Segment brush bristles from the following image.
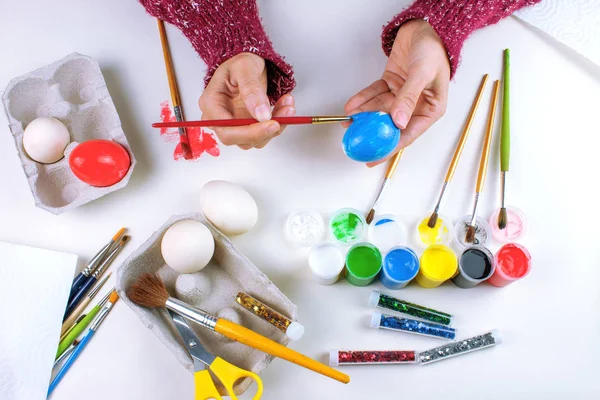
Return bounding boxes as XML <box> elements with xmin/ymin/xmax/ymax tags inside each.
<box><xmin>465</xmin><ymin>225</ymin><xmax>476</xmax><ymax>244</ymax></box>
<box><xmin>181</xmin><ymin>142</ymin><xmax>192</xmax><ymax>160</ymax></box>
<box><xmin>112</xmin><ymin>227</ymin><xmax>126</xmax><ymax>241</ymax></box>
<box><xmin>109</xmin><ymin>291</ymin><xmax>119</xmax><ymax>303</ymax></box>
<box><xmin>498</xmin><ymin>208</ymin><xmax>507</xmax><ymax>230</ymax></box>
<box><xmin>121</xmin><ymin>235</ymin><xmax>130</xmax><ymax>245</ymax></box>
<box><xmin>427</xmin><ymin>212</ymin><xmax>438</xmax><ymax>229</ymax></box>
<box><xmin>366</xmin><ymin>209</ymin><xmax>375</xmax><ymax>225</ymax></box>
<box><xmin>127</xmin><ymin>273</ymin><xmax>170</xmax><ymax>308</ymax></box>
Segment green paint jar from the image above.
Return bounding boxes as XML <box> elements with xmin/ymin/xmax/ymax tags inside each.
<box><xmin>329</xmin><ymin>208</ymin><xmax>366</xmax><ymax>245</ymax></box>
<box><xmin>345</xmin><ymin>242</ymin><xmax>382</xmax><ymax>286</ymax></box>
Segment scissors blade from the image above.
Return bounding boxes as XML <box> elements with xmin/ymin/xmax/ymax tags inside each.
<box><xmin>169</xmin><ymin>311</ymin><xmax>217</xmax><ymax>368</ymax></box>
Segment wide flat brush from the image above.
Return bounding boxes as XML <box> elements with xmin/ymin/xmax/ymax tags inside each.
<box><xmin>498</xmin><ymin>49</ymin><xmax>511</xmax><ymax>230</ymax></box>
<box><xmin>127</xmin><ymin>273</ymin><xmax>350</xmax><ymax>384</ymax></box>
<box><xmin>427</xmin><ymin>75</ymin><xmax>489</xmax><ymax>229</ymax></box>
<box><xmin>366</xmin><ymin>149</ymin><xmax>404</xmax><ymax>224</ymax></box>
<box><xmin>68</xmin><ymin>227</ymin><xmax>124</xmax><ymax>302</ymax></box>
<box><xmin>466</xmin><ymin>80</ymin><xmax>500</xmax><ymax>243</ymax></box>
<box><xmin>152</xmin><ymin>115</ymin><xmax>352</xmax><ymax>129</ymax></box>
<box><xmin>157</xmin><ymin>18</ymin><xmax>192</xmax><ymax>160</ymax></box>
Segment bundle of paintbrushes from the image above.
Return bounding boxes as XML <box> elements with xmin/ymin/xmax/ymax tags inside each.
<box><xmin>63</xmin><ymin>228</ymin><xmax>129</xmax><ymax>322</ymax></box>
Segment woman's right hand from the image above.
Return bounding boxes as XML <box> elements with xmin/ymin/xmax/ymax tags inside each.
<box><xmin>199</xmin><ymin>52</ymin><xmax>296</xmax><ymax>149</ymax></box>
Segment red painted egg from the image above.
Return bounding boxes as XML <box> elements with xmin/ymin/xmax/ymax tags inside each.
<box><xmin>69</xmin><ymin>140</ymin><xmax>131</xmax><ymax>187</ymax></box>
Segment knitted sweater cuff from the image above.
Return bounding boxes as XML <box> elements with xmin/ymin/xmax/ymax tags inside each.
<box><xmin>381</xmin><ymin>0</ymin><xmax>541</xmax><ymax>78</ymax></box>
<box><xmin>139</xmin><ymin>0</ymin><xmax>295</xmax><ymax>104</ymax></box>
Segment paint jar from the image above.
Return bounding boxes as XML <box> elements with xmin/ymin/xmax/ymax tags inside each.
<box><xmin>329</xmin><ymin>208</ymin><xmax>366</xmax><ymax>245</ymax></box>
<box><xmin>345</xmin><ymin>242</ymin><xmax>382</xmax><ymax>286</ymax></box>
<box><xmin>329</xmin><ymin>349</ymin><xmax>417</xmax><ymax>366</ymax></box>
<box><xmin>415</xmin><ymin>213</ymin><xmax>453</xmax><ymax>248</ymax></box>
<box><xmin>371</xmin><ymin>312</ymin><xmax>456</xmax><ymax>340</ymax></box>
<box><xmin>419</xmin><ymin>330</ymin><xmax>501</xmax><ymax>365</ymax></box>
<box><xmin>369</xmin><ymin>290</ymin><xmax>453</xmax><ymax>326</ymax></box>
<box><xmin>488</xmin><ymin>243</ymin><xmax>531</xmax><ymax>287</ymax></box>
<box><xmin>308</xmin><ymin>242</ymin><xmax>345</xmax><ymax>285</ymax></box>
<box><xmin>285</xmin><ymin>209</ymin><xmax>324</xmax><ymax>247</ymax></box>
<box><xmin>368</xmin><ymin>214</ymin><xmax>407</xmax><ymax>253</ymax></box>
<box><xmin>451</xmin><ymin>245</ymin><xmax>495</xmax><ymax>288</ymax></box>
<box><xmin>488</xmin><ymin>206</ymin><xmax>527</xmax><ymax>243</ymax></box>
<box><xmin>453</xmin><ymin>215</ymin><xmax>491</xmax><ymax>250</ymax></box>
<box><xmin>416</xmin><ymin>245</ymin><xmax>458</xmax><ymax>288</ymax></box>
<box><xmin>380</xmin><ymin>246</ymin><xmax>419</xmax><ymax>289</ymax></box>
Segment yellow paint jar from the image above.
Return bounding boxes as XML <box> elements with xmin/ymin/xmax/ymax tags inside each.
<box><xmin>416</xmin><ymin>245</ymin><xmax>458</xmax><ymax>288</ymax></box>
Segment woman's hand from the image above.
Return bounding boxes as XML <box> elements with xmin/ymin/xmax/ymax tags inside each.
<box><xmin>199</xmin><ymin>52</ymin><xmax>296</xmax><ymax>149</ymax></box>
<box><xmin>345</xmin><ymin>19</ymin><xmax>450</xmax><ymax>166</ymax></box>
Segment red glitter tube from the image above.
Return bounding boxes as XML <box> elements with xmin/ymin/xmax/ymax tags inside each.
<box><xmin>329</xmin><ymin>350</ymin><xmax>417</xmax><ymax>366</ymax></box>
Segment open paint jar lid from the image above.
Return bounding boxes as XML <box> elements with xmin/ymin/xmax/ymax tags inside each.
<box><xmin>285</xmin><ymin>209</ymin><xmax>324</xmax><ymax>247</ymax></box>
<box><xmin>414</xmin><ymin>213</ymin><xmax>453</xmax><ymax>248</ymax></box>
<box><xmin>453</xmin><ymin>215</ymin><xmax>491</xmax><ymax>250</ymax></box>
<box><xmin>368</xmin><ymin>214</ymin><xmax>407</xmax><ymax>253</ymax></box>
<box><xmin>488</xmin><ymin>206</ymin><xmax>527</xmax><ymax>243</ymax></box>
<box><xmin>329</xmin><ymin>208</ymin><xmax>366</xmax><ymax>245</ymax></box>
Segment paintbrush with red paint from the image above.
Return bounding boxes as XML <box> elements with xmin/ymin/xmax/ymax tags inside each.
<box><xmin>157</xmin><ymin>19</ymin><xmax>192</xmax><ymax>160</ymax></box>
<box><xmin>152</xmin><ymin>116</ymin><xmax>352</xmax><ymax>129</ymax></box>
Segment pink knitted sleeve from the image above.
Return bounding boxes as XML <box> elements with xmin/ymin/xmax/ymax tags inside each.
<box><xmin>139</xmin><ymin>0</ymin><xmax>295</xmax><ymax>104</ymax></box>
<box><xmin>381</xmin><ymin>0</ymin><xmax>541</xmax><ymax>78</ymax></box>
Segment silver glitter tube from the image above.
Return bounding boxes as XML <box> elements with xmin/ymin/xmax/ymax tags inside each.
<box><xmin>418</xmin><ymin>330</ymin><xmax>502</xmax><ymax>365</ymax></box>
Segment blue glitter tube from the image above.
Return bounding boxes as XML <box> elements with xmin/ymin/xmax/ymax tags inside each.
<box><xmin>370</xmin><ymin>312</ymin><xmax>456</xmax><ymax>340</ymax></box>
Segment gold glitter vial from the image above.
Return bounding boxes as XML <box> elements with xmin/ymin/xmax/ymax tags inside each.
<box><xmin>235</xmin><ymin>292</ymin><xmax>305</xmax><ymax>341</ymax></box>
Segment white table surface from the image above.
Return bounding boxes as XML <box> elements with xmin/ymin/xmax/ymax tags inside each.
<box><xmin>2</xmin><ymin>1</ymin><xmax>600</xmax><ymax>399</ymax></box>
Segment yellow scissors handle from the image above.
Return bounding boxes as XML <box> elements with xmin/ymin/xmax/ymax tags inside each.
<box><xmin>210</xmin><ymin>357</ymin><xmax>263</xmax><ymax>400</ymax></box>
<box><xmin>194</xmin><ymin>369</ymin><xmax>222</xmax><ymax>400</ymax></box>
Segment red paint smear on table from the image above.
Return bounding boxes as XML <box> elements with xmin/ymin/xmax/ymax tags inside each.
<box><xmin>159</xmin><ymin>101</ymin><xmax>220</xmax><ymax>160</ymax></box>
<box><xmin>496</xmin><ymin>244</ymin><xmax>531</xmax><ymax>278</ymax></box>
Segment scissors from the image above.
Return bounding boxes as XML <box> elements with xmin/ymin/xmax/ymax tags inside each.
<box><xmin>169</xmin><ymin>311</ymin><xmax>263</xmax><ymax>400</ymax></box>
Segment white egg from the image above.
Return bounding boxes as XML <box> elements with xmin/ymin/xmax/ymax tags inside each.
<box><xmin>199</xmin><ymin>180</ymin><xmax>258</xmax><ymax>236</ymax></box>
<box><xmin>161</xmin><ymin>220</ymin><xmax>215</xmax><ymax>274</ymax></box>
<box><xmin>22</xmin><ymin>117</ymin><xmax>70</xmax><ymax>164</ymax></box>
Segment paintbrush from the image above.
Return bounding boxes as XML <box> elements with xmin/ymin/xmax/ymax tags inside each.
<box><xmin>366</xmin><ymin>149</ymin><xmax>404</xmax><ymax>224</ymax></box>
<box><xmin>466</xmin><ymin>80</ymin><xmax>501</xmax><ymax>243</ymax></box>
<box><xmin>68</xmin><ymin>228</ymin><xmax>124</xmax><ymax>302</ymax></box>
<box><xmin>54</xmin><ymin>339</ymin><xmax>79</xmax><ymax>368</ymax></box>
<box><xmin>498</xmin><ymin>49</ymin><xmax>511</xmax><ymax>230</ymax></box>
<box><xmin>427</xmin><ymin>75</ymin><xmax>489</xmax><ymax>229</ymax></box>
<box><xmin>127</xmin><ymin>273</ymin><xmax>350</xmax><ymax>384</ymax></box>
<box><xmin>57</xmin><ymin>290</ymin><xmax>113</xmax><ymax>359</ymax></box>
<box><xmin>61</xmin><ymin>273</ymin><xmax>111</xmax><ymax>336</ymax></box>
<box><xmin>63</xmin><ymin>236</ymin><xmax>129</xmax><ymax>320</ymax></box>
<box><xmin>49</xmin><ymin>292</ymin><xmax>120</xmax><ymax>395</ymax></box>
<box><xmin>157</xmin><ymin>18</ymin><xmax>192</xmax><ymax>160</ymax></box>
<box><xmin>152</xmin><ymin>115</ymin><xmax>352</xmax><ymax>129</ymax></box>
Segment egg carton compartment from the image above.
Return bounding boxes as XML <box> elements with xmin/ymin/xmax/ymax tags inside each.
<box><xmin>116</xmin><ymin>213</ymin><xmax>298</xmax><ymax>396</ymax></box>
<box><xmin>2</xmin><ymin>53</ymin><xmax>136</xmax><ymax>215</ymax></box>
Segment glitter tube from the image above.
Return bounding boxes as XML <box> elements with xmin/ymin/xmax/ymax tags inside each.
<box><xmin>369</xmin><ymin>290</ymin><xmax>453</xmax><ymax>326</ymax></box>
<box><xmin>235</xmin><ymin>292</ymin><xmax>305</xmax><ymax>341</ymax></box>
<box><xmin>419</xmin><ymin>330</ymin><xmax>502</xmax><ymax>365</ymax></box>
<box><xmin>329</xmin><ymin>350</ymin><xmax>417</xmax><ymax>366</ymax></box>
<box><xmin>371</xmin><ymin>312</ymin><xmax>456</xmax><ymax>340</ymax></box>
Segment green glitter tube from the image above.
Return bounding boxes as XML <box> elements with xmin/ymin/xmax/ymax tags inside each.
<box><xmin>369</xmin><ymin>290</ymin><xmax>453</xmax><ymax>326</ymax></box>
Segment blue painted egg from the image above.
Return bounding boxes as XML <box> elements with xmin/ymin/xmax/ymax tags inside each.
<box><xmin>342</xmin><ymin>111</ymin><xmax>401</xmax><ymax>162</ymax></box>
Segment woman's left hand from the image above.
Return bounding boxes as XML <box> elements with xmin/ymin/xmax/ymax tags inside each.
<box><xmin>344</xmin><ymin>19</ymin><xmax>451</xmax><ymax>167</ymax></box>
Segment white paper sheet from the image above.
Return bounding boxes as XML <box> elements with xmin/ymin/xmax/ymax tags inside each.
<box><xmin>0</xmin><ymin>242</ymin><xmax>77</xmax><ymax>400</ymax></box>
<box><xmin>515</xmin><ymin>0</ymin><xmax>600</xmax><ymax>67</ymax></box>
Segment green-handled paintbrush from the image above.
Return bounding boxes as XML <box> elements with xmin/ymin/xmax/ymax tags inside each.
<box><xmin>498</xmin><ymin>49</ymin><xmax>510</xmax><ymax>230</ymax></box>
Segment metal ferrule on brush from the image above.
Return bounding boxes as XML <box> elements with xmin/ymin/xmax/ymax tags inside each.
<box><xmin>312</xmin><ymin>116</ymin><xmax>352</xmax><ymax>124</ymax></box>
<box><xmin>89</xmin><ymin>303</ymin><xmax>113</xmax><ymax>331</ymax></box>
<box><xmin>92</xmin><ymin>246</ymin><xmax>121</xmax><ymax>279</ymax></box>
<box><xmin>433</xmin><ymin>182</ymin><xmax>448</xmax><ymax>214</ymax></box>
<box><xmin>469</xmin><ymin>193</ymin><xmax>481</xmax><ymax>227</ymax></box>
<box><xmin>82</xmin><ymin>243</ymin><xmax>111</xmax><ymax>276</ymax></box>
<box><xmin>500</xmin><ymin>171</ymin><xmax>506</xmax><ymax>208</ymax></box>
<box><xmin>165</xmin><ymin>297</ymin><xmax>218</xmax><ymax>331</ymax></box>
<box><xmin>370</xmin><ymin>178</ymin><xmax>388</xmax><ymax>211</ymax></box>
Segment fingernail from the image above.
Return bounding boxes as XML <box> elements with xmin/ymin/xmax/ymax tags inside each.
<box><xmin>255</xmin><ymin>104</ymin><xmax>271</xmax><ymax>122</ymax></box>
<box><xmin>393</xmin><ymin>111</ymin><xmax>409</xmax><ymax>129</ymax></box>
<box><xmin>285</xmin><ymin>107</ymin><xmax>296</xmax><ymax>117</ymax></box>
<box><xmin>283</xmin><ymin>95</ymin><xmax>294</xmax><ymax>106</ymax></box>
<box><xmin>267</xmin><ymin>122</ymin><xmax>279</xmax><ymax>135</ymax></box>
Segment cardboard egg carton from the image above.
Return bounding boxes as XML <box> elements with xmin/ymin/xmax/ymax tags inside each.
<box><xmin>116</xmin><ymin>213</ymin><xmax>298</xmax><ymax>395</ymax></box>
<box><xmin>1</xmin><ymin>53</ymin><xmax>136</xmax><ymax>215</ymax></box>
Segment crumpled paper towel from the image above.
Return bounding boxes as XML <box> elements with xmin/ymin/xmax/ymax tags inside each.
<box><xmin>515</xmin><ymin>0</ymin><xmax>600</xmax><ymax>67</ymax></box>
<box><xmin>0</xmin><ymin>242</ymin><xmax>77</xmax><ymax>400</ymax></box>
